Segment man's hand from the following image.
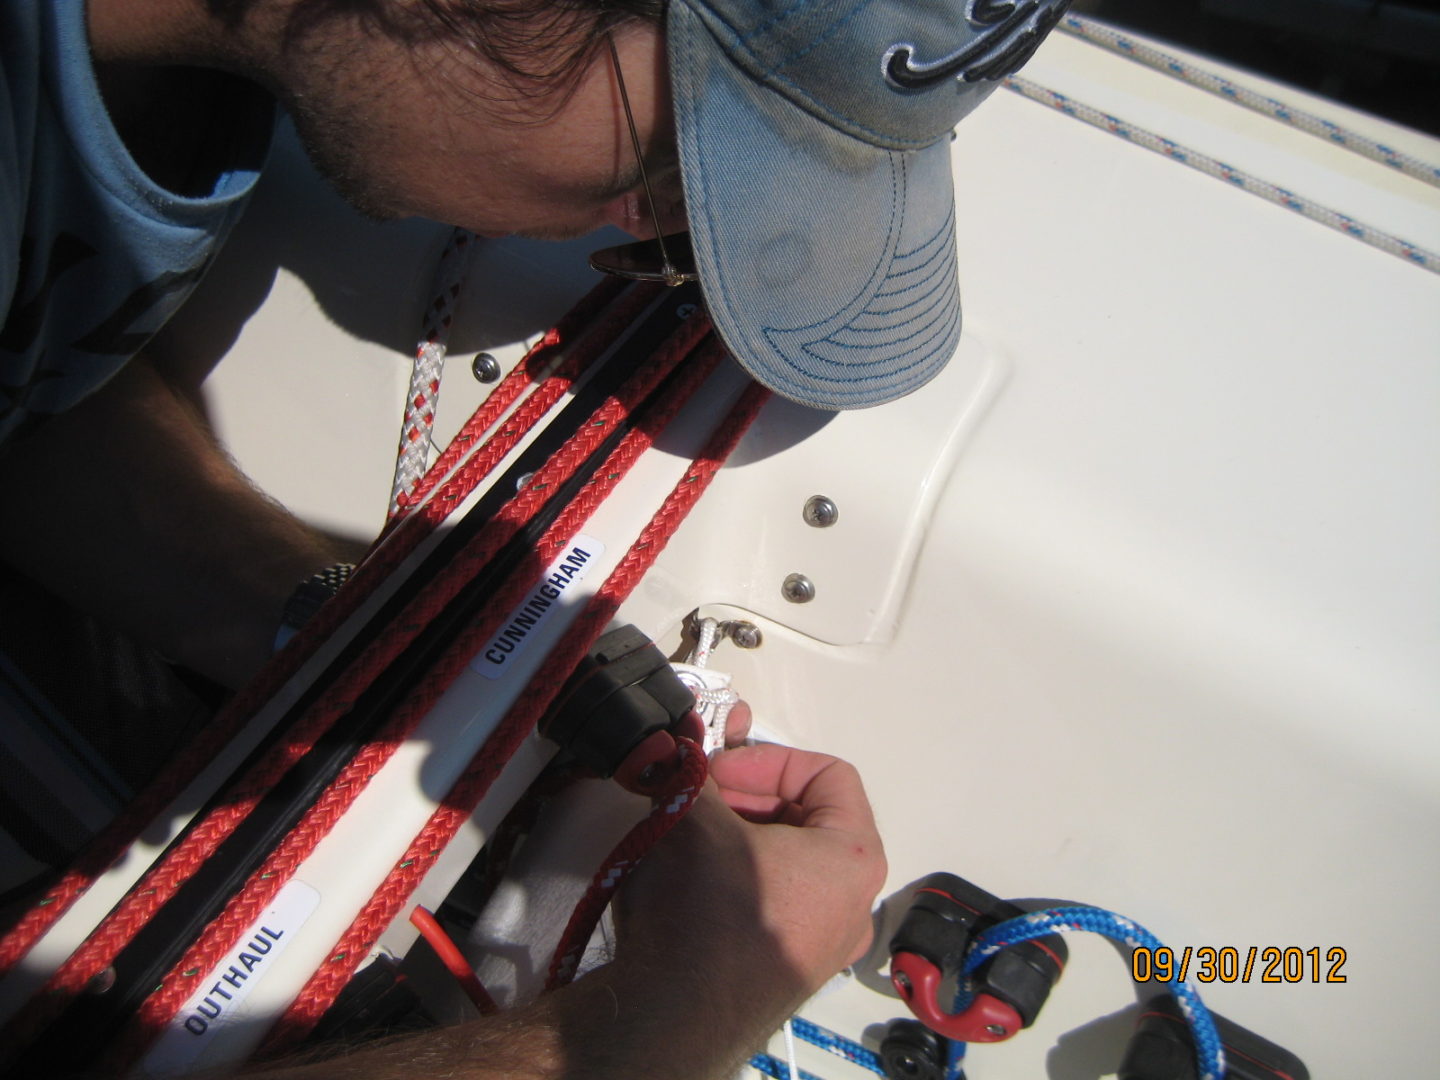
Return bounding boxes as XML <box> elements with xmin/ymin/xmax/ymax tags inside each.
<box><xmin>578</xmin><ymin>742</ymin><xmax>886</xmax><ymax>1078</ymax></box>
<box><xmin>619</xmin><ymin>743</ymin><xmax>885</xmax><ymax>987</ymax></box>
<box><xmin>248</xmin><ymin>745</ymin><xmax>884</xmax><ymax>1080</ymax></box>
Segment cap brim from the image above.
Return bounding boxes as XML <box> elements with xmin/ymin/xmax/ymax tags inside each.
<box><xmin>668</xmin><ymin>2</ymin><xmax>962</xmax><ymax>410</ymax></box>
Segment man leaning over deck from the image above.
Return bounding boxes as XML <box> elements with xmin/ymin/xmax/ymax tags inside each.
<box><xmin>1</xmin><ymin>0</ymin><xmax>1068</xmax><ymax>1073</ymax></box>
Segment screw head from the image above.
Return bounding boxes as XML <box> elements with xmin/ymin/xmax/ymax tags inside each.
<box><xmin>985</xmin><ymin>1024</ymin><xmax>1008</xmax><ymax>1036</ymax></box>
<box><xmin>675</xmin><ymin>302</ymin><xmax>698</xmax><ymax>320</ymax></box>
<box><xmin>781</xmin><ymin>573</ymin><xmax>815</xmax><ymax>604</ymax></box>
<box><xmin>471</xmin><ymin>352</ymin><xmax>502</xmax><ymax>383</ymax></box>
<box><xmin>802</xmin><ymin>495</ymin><xmax>839</xmax><ymax>528</ymax></box>
<box><xmin>728</xmin><ymin>621</ymin><xmax>763</xmax><ymax>649</ymax></box>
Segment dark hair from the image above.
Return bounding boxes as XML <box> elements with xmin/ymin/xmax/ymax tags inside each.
<box><xmin>276</xmin><ymin>0</ymin><xmax>666</xmax><ymax>101</ymax></box>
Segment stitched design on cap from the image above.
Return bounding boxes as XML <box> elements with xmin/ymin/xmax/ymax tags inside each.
<box><xmin>883</xmin><ymin>0</ymin><xmax>1071</xmax><ymax>90</ymax></box>
<box><xmin>762</xmin><ymin>172</ymin><xmax>960</xmax><ymax>399</ymax></box>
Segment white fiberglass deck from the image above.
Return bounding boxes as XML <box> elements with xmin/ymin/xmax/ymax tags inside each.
<box><xmin>145</xmin><ymin>23</ymin><xmax>1440</xmax><ymax>1079</ymax></box>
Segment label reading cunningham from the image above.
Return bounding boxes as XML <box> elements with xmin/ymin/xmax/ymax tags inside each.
<box><xmin>471</xmin><ymin>535</ymin><xmax>605</xmax><ymax>680</ymax></box>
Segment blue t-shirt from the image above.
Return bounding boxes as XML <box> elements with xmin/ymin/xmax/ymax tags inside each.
<box><xmin>0</xmin><ymin>0</ymin><xmax>273</xmax><ymax>444</ymax></box>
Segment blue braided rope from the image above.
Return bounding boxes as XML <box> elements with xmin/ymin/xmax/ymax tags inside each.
<box><xmin>757</xmin><ymin>1016</ymin><xmax>964</xmax><ymax>1080</ymax></box>
<box><xmin>748</xmin><ymin>1052</ymin><xmax>828</xmax><ymax>1080</ymax></box>
<box><xmin>946</xmin><ymin>1037</ymin><xmax>968</xmax><ymax>1078</ymax></box>
<box><xmin>789</xmin><ymin>1017</ymin><xmax>887</xmax><ymax>1075</ymax></box>
<box><xmin>958</xmin><ymin>906</ymin><xmax>1226</xmax><ymax>1080</ymax></box>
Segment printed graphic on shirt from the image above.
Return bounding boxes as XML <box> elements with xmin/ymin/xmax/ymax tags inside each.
<box><xmin>0</xmin><ymin>230</ymin><xmax>212</xmax><ymax>438</ymax></box>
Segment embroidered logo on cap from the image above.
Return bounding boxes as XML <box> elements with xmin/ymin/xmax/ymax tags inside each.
<box><xmin>883</xmin><ymin>0</ymin><xmax>1073</xmax><ymax>90</ymax></box>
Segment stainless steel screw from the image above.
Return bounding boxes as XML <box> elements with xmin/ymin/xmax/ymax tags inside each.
<box><xmin>728</xmin><ymin>621</ymin><xmax>763</xmax><ymax>649</ymax></box>
<box><xmin>676</xmin><ymin>303</ymin><xmax>698</xmax><ymax>320</ymax></box>
<box><xmin>471</xmin><ymin>352</ymin><xmax>502</xmax><ymax>383</ymax></box>
<box><xmin>802</xmin><ymin>495</ymin><xmax>839</xmax><ymax>528</ymax></box>
<box><xmin>781</xmin><ymin>573</ymin><xmax>815</xmax><ymax>604</ymax></box>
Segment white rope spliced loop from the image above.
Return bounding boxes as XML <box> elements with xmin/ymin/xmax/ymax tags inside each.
<box><xmin>680</xmin><ymin>617</ymin><xmax>740</xmax><ymax>754</ymax></box>
<box><xmin>1058</xmin><ymin>14</ymin><xmax>1440</xmax><ymax>188</ymax></box>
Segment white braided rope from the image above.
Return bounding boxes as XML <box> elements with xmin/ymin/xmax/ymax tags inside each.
<box><xmin>1059</xmin><ymin>14</ymin><xmax>1440</xmax><ymax>188</ymax></box>
<box><xmin>691</xmin><ymin>616</ymin><xmax>721</xmax><ymax>669</ymax></box>
<box><xmin>1002</xmin><ymin>75</ymin><xmax>1440</xmax><ymax>275</ymax></box>
<box><xmin>782</xmin><ymin>1019</ymin><xmax>800</xmax><ymax>1080</ymax></box>
<box><xmin>386</xmin><ymin>227</ymin><xmax>476</xmax><ymax>520</ymax></box>
<box><xmin>682</xmin><ymin>618</ymin><xmax>739</xmax><ymax>754</ymax></box>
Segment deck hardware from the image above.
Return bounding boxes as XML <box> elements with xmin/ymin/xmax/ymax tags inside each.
<box><xmin>471</xmin><ymin>352</ymin><xmax>501</xmax><ymax>383</ymax></box>
<box><xmin>802</xmin><ymin>495</ymin><xmax>839</xmax><ymax>528</ymax></box>
<box><xmin>781</xmin><ymin>573</ymin><xmax>815</xmax><ymax>604</ymax></box>
<box><xmin>889</xmin><ymin>872</ymin><xmax>1067</xmax><ymax>1044</ymax></box>
<box><xmin>85</xmin><ymin>967</ymin><xmax>117</xmax><ymax>995</ymax></box>
<box><xmin>676</xmin><ymin>302</ymin><xmax>698</xmax><ymax>319</ymax></box>
<box><xmin>539</xmin><ymin>624</ymin><xmax>696</xmax><ymax>788</ymax></box>
<box><xmin>878</xmin><ymin>1018</ymin><xmax>948</xmax><ymax>1080</ymax></box>
<box><xmin>727</xmin><ymin>621</ymin><xmax>763</xmax><ymax>649</ymax></box>
<box><xmin>1119</xmin><ymin>993</ymin><xmax>1311</xmax><ymax>1080</ymax></box>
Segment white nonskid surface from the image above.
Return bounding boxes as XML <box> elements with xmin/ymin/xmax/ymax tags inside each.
<box><xmin>165</xmin><ymin>27</ymin><xmax>1440</xmax><ymax>1080</ymax></box>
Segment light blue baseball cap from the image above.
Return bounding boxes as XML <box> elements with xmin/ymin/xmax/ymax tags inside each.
<box><xmin>667</xmin><ymin>0</ymin><xmax>1071</xmax><ymax>409</ymax></box>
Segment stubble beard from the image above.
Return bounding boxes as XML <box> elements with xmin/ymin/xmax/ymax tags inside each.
<box><xmin>284</xmin><ymin>94</ymin><xmax>409</xmax><ymax>223</ymax></box>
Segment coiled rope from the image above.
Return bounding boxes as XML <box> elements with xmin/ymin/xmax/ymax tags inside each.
<box><xmin>1058</xmin><ymin>14</ymin><xmax>1440</xmax><ymax>187</ymax></box>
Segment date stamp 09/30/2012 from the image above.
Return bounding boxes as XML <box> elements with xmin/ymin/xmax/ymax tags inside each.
<box><xmin>1131</xmin><ymin>946</ymin><xmax>1347</xmax><ymax>984</ymax></box>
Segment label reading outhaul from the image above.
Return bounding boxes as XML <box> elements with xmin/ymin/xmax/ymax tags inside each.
<box><xmin>145</xmin><ymin>880</ymin><xmax>321</xmax><ymax>1075</ymax></box>
<box><xmin>471</xmin><ymin>535</ymin><xmax>606</xmax><ymax>680</ymax></box>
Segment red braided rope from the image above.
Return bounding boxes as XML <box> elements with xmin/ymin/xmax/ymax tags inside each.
<box><xmin>0</xmin><ymin>279</ymin><xmax>637</xmax><ymax>982</ymax></box>
<box><xmin>298</xmin><ymin>279</ymin><xmax>664</xmax><ymax>657</ymax></box>
<box><xmin>0</xmin><ymin>311</ymin><xmax>710</xmax><ymax>1060</ymax></box>
<box><xmin>101</xmin><ymin>335</ymin><xmax>736</xmax><ymax>1074</ymax></box>
<box><xmin>386</xmin><ymin>275</ymin><xmax>636</xmax><ymax>529</ymax></box>
<box><xmin>252</xmin><ymin>373</ymin><xmax>770</xmax><ymax>1061</ymax></box>
<box><xmin>546</xmin><ymin>739</ymin><xmax>708</xmax><ymax>989</ymax></box>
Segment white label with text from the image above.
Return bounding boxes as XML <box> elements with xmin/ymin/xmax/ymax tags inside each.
<box><xmin>143</xmin><ymin>880</ymin><xmax>321</xmax><ymax>1076</ymax></box>
<box><xmin>470</xmin><ymin>535</ymin><xmax>606</xmax><ymax>680</ymax></box>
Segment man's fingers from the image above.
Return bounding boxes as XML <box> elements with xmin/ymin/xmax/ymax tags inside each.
<box><xmin>709</xmin><ymin>742</ymin><xmax>839</xmax><ymax>800</ymax></box>
<box><xmin>724</xmin><ymin>700</ymin><xmax>753</xmax><ymax>745</ymax></box>
<box><xmin>719</xmin><ymin>789</ymin><xmax>809</xmax><ymax>826</ymax></box>
<box><xmin>710</xmin><ymin>743</ymin><xmax>877</xmax><ymax>835</ymax></box>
